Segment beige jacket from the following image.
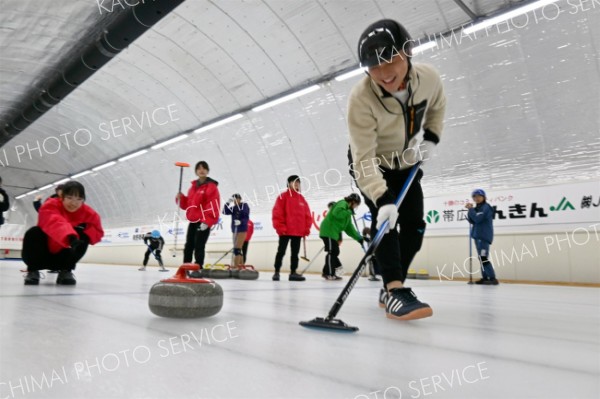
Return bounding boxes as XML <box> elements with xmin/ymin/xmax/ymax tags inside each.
<box><xmin>347</xmin><ymin>63</ymin><xmax>446</xmax><ymax>204</ymax></box>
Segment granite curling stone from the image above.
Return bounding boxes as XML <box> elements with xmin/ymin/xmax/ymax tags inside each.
<box><xmin>149</xmin><ymin>263</ymin><xmax>223</xmax><ymax>318</ymax></box>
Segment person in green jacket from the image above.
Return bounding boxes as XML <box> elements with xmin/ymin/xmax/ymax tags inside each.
<box><xmin>319</xmin><ymin>193</ymin><xmax>364</xmax><ymax>280</ymax></box>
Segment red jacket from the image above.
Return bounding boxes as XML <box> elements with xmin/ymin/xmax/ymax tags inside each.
<box><xmin>245</xmin><ymin>220</ymin><xmax>254</xmax><ymax>242</ymax></box>
<box><xmin>272</xmin><ymin>189</ymin><xmax>312</xmax><ymax>237</ymax></box>
<box><xmin>38</xmin><ymin>198</ymin><xmax>104</xmax><ymax>254</ymax></box>
<box><xmin>177</xmin><ymin>178</ymin><xmax>221</xmax><ymax>226</ymax></box>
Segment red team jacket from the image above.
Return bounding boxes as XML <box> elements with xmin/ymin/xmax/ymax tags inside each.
<box><xmin>245</xmin><ymin>220</ymin><xmax>254</xmax><ymax>242</ymax></box>
<box><xmin>272</xmin><ymin>189</ymin><xmax>312</xmax><ymax>237</ymax></box>
<box><xmin>178</xmin><ymin>178</ymin><xmax>221</xmax><ymax>226</ymax></box>
<box><xmin>38</xmin><ymin>198</ymin><xmax>104</xmax><ymax>254</ymax></box>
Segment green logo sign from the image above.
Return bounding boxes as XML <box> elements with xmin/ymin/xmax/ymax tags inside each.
<box><xmin>550</xmin><ymin>197</ymin><xmax>575</xmax><ymax>211</ymax></box>
<box><xmin>426</xmin><ymin>210</ymin><xmax>440</xmax><ymax>224</ymax></box>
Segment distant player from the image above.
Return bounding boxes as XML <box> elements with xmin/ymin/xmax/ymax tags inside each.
<box><xmin>271</xmin><ymin>175</ymin><xmax>312</xmax><ymax>281</ymax></box>
<box><xmin>176</xmin><ymin>161</ymin><xmax>221</xmax><ymax>277</ymax></box>
<box><xmin>466</xmin><ymin>189</ymin><xmax>499</xmax><ymax>285</ymax></box>
<box><xmin>140</xmin><ymin>230</ymin><xmax>165</xmax><ymax>271</ymax></box>
<box><xmin>319</xmin><ymin>194</ymin><xmax>364</xmax><ymax>280</ymax></box>
<box><xmin>0</xmin><ymin>176</ymin><xmax>9</xmax><ymax>228</ymax></box>
<box><xmin>223</xmin><ymin>194</ymin><xmax>250</xmax><ymax>267</ymax></box>
<box><xmin>242</xmin><ymin>219</ymin><xmax>254</xmax><ymax>264</ymax></box>
<box><xmin>33</xmin><ymin>185</ymin><xmax>64</xmax><ymax>213</ymax></box>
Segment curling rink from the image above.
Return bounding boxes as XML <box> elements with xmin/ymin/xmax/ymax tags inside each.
<box><xmin>1</xmin><ymin>262</ymin><xmax>598</xmax><ymax>399</ymax></box>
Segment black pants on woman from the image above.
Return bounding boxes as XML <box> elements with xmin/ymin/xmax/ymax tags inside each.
<box><xmin>273</xmin><ymin>236</ymin><xmax>301</xmax><ymax>273</ymax></box>
<box><xmin>183</xmin><ymin>222</ymin><xmax>211</xmax><ymax>266</ymax></box>
<box><xmin>22</xmin><ymin>226</ymin><xmax>89</xmax><ymax>271</ymax></box>
<box><xmin>363</xmin><ymin>168</ymin><xmax>426</xmax><ymax>285</ymax></box>
<box><xmin>321</xmin><ymin>237</ymin><xmax>341</xmax><ymax>276</ymax></box>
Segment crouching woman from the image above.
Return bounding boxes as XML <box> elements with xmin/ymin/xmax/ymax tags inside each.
<box><xmin>22</xmin><ymin>181</ymin><xmax>104</xmax><ymax>285</ymax></box>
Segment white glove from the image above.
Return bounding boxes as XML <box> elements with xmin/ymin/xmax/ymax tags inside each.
<box><xmin>233</xmin><ymin>220</ymin><xmax>241</xmax><ymax>226</ymax></box>
<box><xmin>376</xmin><ymin>204</ymin><xmax>398</xmax><ymax>234</ymax></box>
<box><xmin>198</xmin><ymin>223</ymin><xmax>209</xmax><ymax>231</ymax></box>
<box><xmin>402</xmin><ymin>140</ymin><xmax>436</xmax><ymax>165</ymax></box>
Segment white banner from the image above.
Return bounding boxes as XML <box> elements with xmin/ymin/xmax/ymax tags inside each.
<box><xmin>420</xmin><ymin>181</ymin><xmax>600</xmax><ymax>235</ymax></box>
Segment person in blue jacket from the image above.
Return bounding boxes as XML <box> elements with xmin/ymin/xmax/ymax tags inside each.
<box><xmin>466</xmin><ymin>189</ymin><xmax>499</xmax><ymax>285</ymax></box>
<box><xmin>223</xmin><ymin>194</ymin><xmax>250</xmax><ymax>267</ymax></box>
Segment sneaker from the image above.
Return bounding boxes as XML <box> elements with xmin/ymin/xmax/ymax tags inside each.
<box><xmin>322</xmin><ymin>274</ymin><xmax>342</xmax><ymax>281</ymax></box>
<box><xmin>56</xmin><ymin>270</ymin><xmax>76</xmax><ymax>285</ymax></box>
<box><xmin>138</xmin><ymin>266</ymin><xmax>147</xmax><ymax>271</ymax></box>
<box><xmin>385</xmin><ymin>287</ymin><xmax>432</xmax><ymax>320</ymax></box>
<box><xmin>482</xmin><ymin>279</ymin><xmax>499</xmax><ymax>285</ymax></box>
<box><xmin>378</xmin><ymin>288</ymin><xmax>388</xmax><ymax>308</ymax></box>
<box><xmin>272</xmin><ymin>272</ymin><xmax>280</xmax><ymax>281</ymax></box>
<box><xmin>474</xmin><ymin>278</ymin><xmax>485</xmax><ymax>285</ymax></box>
<box><xmin>289</xmin><ymin>273</ymin><xmax>306</xmax><ymax>281</ymax></box>
<box><xmin>24</xmin><ymin>271</ymin><xmax>40</xmax><ymax>285</ymax></box>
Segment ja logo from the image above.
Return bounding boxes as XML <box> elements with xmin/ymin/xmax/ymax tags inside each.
<box><xmin>550</xmin><ymin>197</ymin><xmax>575</xmax><ymax>211</ymax></box>
<box><xmin>426</xmin><ymin>210</ymin><xmax>440</xmax><ymax>224</ymax></box>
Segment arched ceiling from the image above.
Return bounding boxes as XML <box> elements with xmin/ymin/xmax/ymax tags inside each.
<box><xmin>1</xmin><ymin>0</ymin><xmax>598</xmax><ymax>228</ymax></box>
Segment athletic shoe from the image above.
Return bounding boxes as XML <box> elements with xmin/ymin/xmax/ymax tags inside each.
<box><xmin>189</xmin><ymin>270</ymin><xmax>203</xmax><ymax>278</ymax></box>
<box><xmin>322</xmin><ymin>274</ymin><xmax>342</xmax><ymax>281</ymax></box>
<box><xmin>288</xmin><ymin>273</ymin><xmax>305</xmax><ymax>281</ymax></box>
<box><xmin>385</xmin><ymin>287</ymin><xmax>432</xmax><ymax>320</ymax></box>
<box><xmin>272</xmin><ymin>272</ymin><xmax>280</xmax><ymax>281</ymax></box>
<box><xmin>24</xmin><ymin>271</ymin><xmax>40</xmax><ymax>285</ymax></box>
<box><xmin>138</xmin><ymin>266</ymin><xmax>146</xmax><ymax>271</ymax></box>
<box><xmin>482</xmin><ymin>279</ymin><xmax>499</xmax><ymax>285</ymax></box>
<box><xmin>378</xmin><ymin>288</ymin><xmax>388</xmax><ymax>308</ymax></box>
<box><xmin>474</xmin><ymin>278</ymin><xmax>485</xmax><ymax>285</ymax></box>
<box><xmin>56</xmin><ymin>270</ymin><xmax>76</xmax><ymax>285</ymax></box>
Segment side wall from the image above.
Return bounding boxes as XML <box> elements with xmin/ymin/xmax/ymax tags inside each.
<box><xmin>82</xmin><ymin>227</ymin><xmax>600</xmax><ymax>284</ymax></box>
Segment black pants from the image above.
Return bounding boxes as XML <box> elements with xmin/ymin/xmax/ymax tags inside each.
<box><xmin>273</xmin><ymin>236</ymin><xmax>301</xmax><ymax>273</ymax></box>
<box><xmin>183</xmin><ymin>223</ymin><xmax>211</xmax><ymax>266</ymax></box>
<box><xmin>143</xmin><ymin>247</ymin><xmax>162</xmax><ymax>266</ymax></box>
<box><xmin>242</xmin><ymin>241</ymin><xmax>249</xmax><ymax>264</ymax></box>
<box><xmin>321</xmin><ymin>237</ymin><xmax>341</xmax><ymax>276</ymax></box>
<box><xmin>22</xmin><ymin>226</ymin><xmax>89</xmax><ymax>271</ymax></box>
<box><xmin>363</xmin><ymin>168</ymin><xmax>426</xmax><ymax>285</ymax></box>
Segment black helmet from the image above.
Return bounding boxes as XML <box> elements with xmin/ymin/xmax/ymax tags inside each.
<box><xmin>346</xmin><ymin>193</ymin><xmax>362</xmax><ymax>205</ymax></box>
<box><xmin>358</xmin><ymin>19</ymin><xmax>413</xmax><ymax>68</ymax></box>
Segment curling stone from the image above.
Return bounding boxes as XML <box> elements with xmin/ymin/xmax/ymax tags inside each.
<box><xmin>149</xmin><ymin>263</ymin><xmax>223</xmax><ymax>318</ymax></box>
<box><xmin>207</xmin><ymin>264</ymin><xmax>231</xmax><ymax>279</ymax></box>
<box><xmin>231</xmin><ymin>265</ymin><xmax>259</xmax><ymax>280</ymax></box>
<box><xmin>416</xmin><ymin>269</ymin><xmax>430</xmax><ymax>280</ymax></box>
<box><xmin>407</xmin><ymin>269</ymin><xmax>417</xmax><ymax>279</ymax></box>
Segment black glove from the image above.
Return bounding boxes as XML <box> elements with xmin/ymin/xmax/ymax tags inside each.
<box><xmin>75</xmin><ymin>223</ymin><xmax>87</xmax><ymax>232</ymax></box>
<box><xmin>68</xmin><ymin>235</ymin><xmax>84</xmax><ymax>252</ymax></box>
